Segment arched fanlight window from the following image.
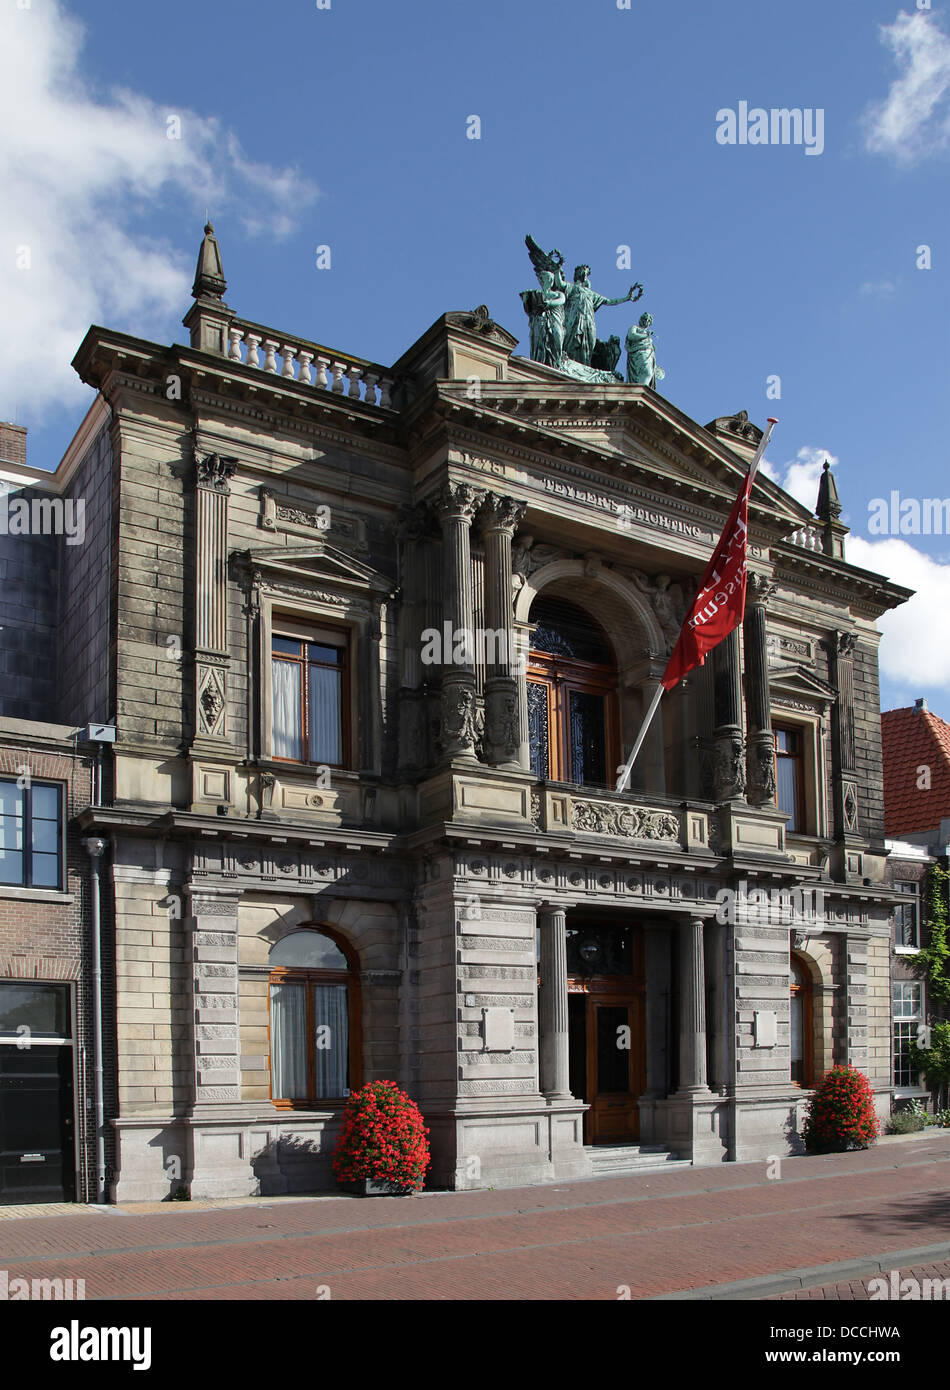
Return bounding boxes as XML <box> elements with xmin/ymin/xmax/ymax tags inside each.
<box><xmin>527</xmin><ymin>596</ymin><xmax>618</xmax><ymax>788</ymax></box>
<box><xmin>790</xmin><ymin>955</ymin><xmax>814</xmax><ymax>1088</ymax></box>
<box><xmin>268</xmin><ymin>928</ymin><xmax>360</xmax><ymax>1107</ymax></box>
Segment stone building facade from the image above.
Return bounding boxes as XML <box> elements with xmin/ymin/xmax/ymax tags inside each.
<box><xmin>5</xmin><ymin>227</ymin><xmax>913</xmax><ymax>1200</ymax></box>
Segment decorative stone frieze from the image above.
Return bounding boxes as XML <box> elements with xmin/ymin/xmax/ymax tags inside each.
<box><xmin>570</xmin><ymin>798</ymin><xmax>680</xmax><ymax>841</ymax></box>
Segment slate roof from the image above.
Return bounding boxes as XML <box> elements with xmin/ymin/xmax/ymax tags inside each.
<box><xmin>882</xmin><ymin>704</ymin><xmax>950</xmax><ymax>836</ymax></box>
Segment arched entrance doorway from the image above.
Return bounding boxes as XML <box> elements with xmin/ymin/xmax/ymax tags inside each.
<box><xmin>565</xmin><ymin>920</ymin><xmax>646</xmax><ymax>1144</ymax></box>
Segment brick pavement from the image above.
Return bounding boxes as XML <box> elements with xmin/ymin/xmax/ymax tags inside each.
<box><xmin>772</xmin><ymin>1260</ymin><xmax>950</xmax><ymax>1300</ymax></box>
<box><xmin>0</xmin><ymin>1132</ymin><xmax>947</xmax><ymax>1300</ymax></box>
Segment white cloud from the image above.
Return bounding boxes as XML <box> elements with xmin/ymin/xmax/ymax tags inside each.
<box><xmin>864</xmin><ymin>9</ymin><xmax>950</xmax><ymax>163</ymax></box>
<box><xmin>858</xmin><ymin>279</ymin><xmax>898</xmax><ymax>296</ymax></box>
<box><xmin>770</xmin><ymin>445</ymin><xmax>839</xmax><ymax>512</ymax></box>
<box><xmin>0</xmin><ymin>1</ymin><xmax>318</xmax><ymax>423</ymax></box>
<box><xmin>848</xmin><ymin>536</ymin><xmax>950</xmax><ymax>692</ymax></box>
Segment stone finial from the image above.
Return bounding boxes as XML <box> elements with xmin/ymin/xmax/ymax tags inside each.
<box><xmin>192</xmin><ymin>222</ymin><xmax>227</xmax><ymax>302</ymax></box>
<box><xmin>815</xmin><ymin>459</ymin><xmax>841</xmax><ymax>522</ymax></box>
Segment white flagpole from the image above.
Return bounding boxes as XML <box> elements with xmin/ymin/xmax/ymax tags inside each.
<box><xmin>746</xmin><ymin>416</ymin><xmax>778</xmax><ymax>484</ymax></box>
<box><xmin>614</xmin><ymin>417</ymin><xmax>778</xmax><ymax>795</ymax></box>
<box><xmin>615</xmin><ymin>683</ymin><xmax>664</xmax><ymax>794</ymax></box>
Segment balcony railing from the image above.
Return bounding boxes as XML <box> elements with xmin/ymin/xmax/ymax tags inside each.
<box><xmin>224</xmin><ymin>317</ymin><xmax>396</xmax><ymax>409</ymax></box>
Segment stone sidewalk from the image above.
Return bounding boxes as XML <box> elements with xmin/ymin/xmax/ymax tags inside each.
<box><xmin>1</xmin><ymin>1131</ymin><xmax>948</xmax><ymax>1300</ymax></box>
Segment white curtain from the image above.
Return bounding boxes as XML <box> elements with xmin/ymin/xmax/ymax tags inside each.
<box><xmin>309</xmin><ymin>665</ymin><xmax>341</xmax><ymax>764</ymax></box>
<box><xmin>272</xmin><ymin>660</ymin><xmax>302</xmax><ymax>759</ymax></box>
<box><xmin>270</xmin><ymin>982</ymin><xmax>307</xmax><ymax>1098</ymax></box>
<box><xmin>314</xmin><ymin>984</ymin><xmax>348</xmax><ymax>1097</ymax></box>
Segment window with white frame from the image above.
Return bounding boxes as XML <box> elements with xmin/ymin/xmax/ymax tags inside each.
<box><xmin>894</xmin><ymin>881</ymin><xmax>921</xmax><ymax>949</ymax></box>
<box><xmin>893</xmin><ymin>982</ymin><xmax>922</xmax><ymax>1088</ymax></box>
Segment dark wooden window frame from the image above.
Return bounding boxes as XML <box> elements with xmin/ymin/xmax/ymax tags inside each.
<box><xmin>773</xmin><ymin>722</ymin><xmax>807</xmax><ymax>834</ymax></box>
<box><xmin>266</xmin><ymin>927</ymin><xmax>361</xmax><ymax>1110</ymax></box>
<box><xmin>527</xmin><ymin>650</ymin><xmax>619</xmax><ymax>788</ymax></box>
<box><xmin>790</xmin><ymin>954</ymin><xmax>814</xmax><ymax>1089</ymax></box>
<box><xmin>270</xmin><ymin>622</ymin><xmax>351</xmax><ymax>770</ymax></box>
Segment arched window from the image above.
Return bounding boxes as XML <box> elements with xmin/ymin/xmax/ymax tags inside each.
<box><xmin>790</xmin><ymin>955</ymin><xmax>814</xmax><ymax>1087</ymax></box>
<box><xmin>268</xmin><ymin>928</ymin><xmax>360</xmax><ymax>1107</ymax></box>
<box><xmin>527</xmin><ymin>596</ymin><xmax>618</xmax><ymax>787</ymax></box>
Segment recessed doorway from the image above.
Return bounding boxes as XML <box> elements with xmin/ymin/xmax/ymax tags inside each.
<box><xmin>566</xmin><ymin>922</ymin><xmax>645</xmax><ymax>1145</ymax></box>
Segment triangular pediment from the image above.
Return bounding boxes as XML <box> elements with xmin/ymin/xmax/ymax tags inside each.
<box><xmin>768</xmin><ymin>661</ymin><xmax>836</xmax><ymax>706</ymax></box>
<box><xmin>238</xmin><ymin>541</ymin><xmax>391</xmax><ymax>594</ymax></box>
<box><xmin>433</xmin><ymin>376</ymin><xmax>816</xmax><ymax>535</ymax></box>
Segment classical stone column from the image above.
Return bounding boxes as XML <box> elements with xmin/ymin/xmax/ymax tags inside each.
<box><xmin>678</xmin><ymin>917</ymin><xmax>710</xmax><ymax>1093</ymax></box>
<box><xmin>743</xmin><ymin>573</ymin><xmax>776</xmax><ymax>805</ymax></box>
<box><xmin>479</xmin><ymin>493</ymin><xmax>526</xmax><ymax>766</ymax></box>
<box><xmin>712</xmin><ymin>628</ymin><xmax>745</xmax><ymax>801</ymax></box>
<box><xmin>436</xmin><ymin>482</ymin><xmax>481</xmax><ymax>761</ymax></box>
<box><xmin>192</xmin><ymin>451</ymin><xmax>236</xmax><ymax>756</ymax></box>
<box><xmin>538</xmin><ymin>905</ymin><xmax>571</xmax><ymax>1100</ymax></box>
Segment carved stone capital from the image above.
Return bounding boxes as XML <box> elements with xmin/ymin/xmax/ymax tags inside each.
<box><xmin>478</xmin><ymin>493</ymin><xmax>526</xmax><ymax>537</ymax></box>
<box><xmin>436</xmin><ymin>481</ymin><xmax>482</xmax><ymax>525</ymax></box>
<box><xmin>746</xmin><ymin>572</ymin><xmax>776</xmax><ymax>607</ymax></box>
<box><xmin>830</xmin><ymin>630</ymin><xmax>858</xmax><ymax>659</ymax></box>
<box><xmin>196</xmin><ymin>453</ymin><xmax>238</xmax><ymax>492</ymax></box>
<box><xmin>396</xmin><ymin>502</ymin><xmax>434</xmax><ymax>543</ymax></box>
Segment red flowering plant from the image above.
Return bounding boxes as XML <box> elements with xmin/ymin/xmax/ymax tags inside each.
<box><xmin>801</xmin><ymin>1064</ymin><xmax>880</xmax><ymax>1153</ymax></box>
<box><xmin>332</xmin><ymin>1080</ymin><xmax>431</xmax><ymax>1193</ymax></box>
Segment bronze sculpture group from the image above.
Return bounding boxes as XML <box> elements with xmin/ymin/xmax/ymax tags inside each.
<box><xmin>520</xmin><ymin>235</ymin><xmax>664</xmax><ymax>388</ymax></box>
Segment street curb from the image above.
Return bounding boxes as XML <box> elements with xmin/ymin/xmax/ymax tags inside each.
<box><xmin>650</xmin><ymin>1241</ymin><xmax>950</xmax><ymax>1300</ymax></box>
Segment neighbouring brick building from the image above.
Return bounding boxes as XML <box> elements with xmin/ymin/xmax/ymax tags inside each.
<box><xmin>0</xmin><ymin>226</ymin><xmax>915</xmax><ymax>1201</ymax></box>
<box><xmin>0</xmin><ymin>420</ymin><xmax>105</xmax><ymax>1203</ymax></box>
<box><xmin>882</xmin><ymin>700</ymin><xmax>950</xmax><ymax>1105</ymax></box>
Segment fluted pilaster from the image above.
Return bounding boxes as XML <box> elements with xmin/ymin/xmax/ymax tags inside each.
<box><xmin>479</xmin><ymin>493</ymin><xmax>526</xmax><ymax>766</ymax></box>
<box><xmin>436</xmin><ymin>482</ymin><xmax>481</xmax><ymax>760</ymax></box>
<box><xmin>679</xmin><ymin>916</ymin><xmax>709</xmax><ymax>1093</ymax></box>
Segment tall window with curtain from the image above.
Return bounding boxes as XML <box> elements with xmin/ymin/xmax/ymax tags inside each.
<box><xmin>271</xmin><ymin>624</ymin><xmax>348</xmax><ymax>766</ymax></box>
<box><xmin>268</xmin><ymin>929</ymin><xmax>359</xmax><ymax>1106</ymax></box>
<box><xmin>774</xmin><ymin>725</ymin><xmax>805</xmax><ymax>832</ymax></box>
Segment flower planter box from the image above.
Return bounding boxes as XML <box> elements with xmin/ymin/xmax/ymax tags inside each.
<box><xmin>346</xmin><ymin>1178</ymin><xmax>414</xmax><ymax>1197</ymax></box>
<box><xmin>332</xmin><ymin>1081</ymin><xmax>431</xmax><ymax>1197</ymax></box>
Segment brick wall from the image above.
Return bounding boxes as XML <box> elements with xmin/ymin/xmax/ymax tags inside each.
<box><xmin>0</xmin><ymin>741</ymin><xmax>101</xmax><ymax>1200</ymax></box>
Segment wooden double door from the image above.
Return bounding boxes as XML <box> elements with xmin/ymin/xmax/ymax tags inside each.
<box><xmin>568</xmin><ymin>979</ymin><xmax>646</xmax><ymax>1145</ymax></box>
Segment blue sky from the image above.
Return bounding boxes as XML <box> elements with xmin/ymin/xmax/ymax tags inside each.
<box><xmin>2</xmin><ymin>0</ymin><xmax>949</xmax><ymax>715</ymax></box>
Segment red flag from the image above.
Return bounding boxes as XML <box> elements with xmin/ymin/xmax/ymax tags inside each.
<box><xmin>661</xmin><ymin>422</ymin><xmax>775</xmax><ymax>690</ymax></box>
<box><xmin>615</xmin><ymin>419</ymin><xmax>777</xmax><ymax>792</ymax></box>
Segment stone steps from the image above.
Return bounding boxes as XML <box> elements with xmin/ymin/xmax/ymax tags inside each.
<box><xmin>586</xmin><ymin>1143</ymin><xmax>692</xmax><ymax>1175</ymax></box>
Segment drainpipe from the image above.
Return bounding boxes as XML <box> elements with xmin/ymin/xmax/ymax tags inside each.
<box><xmin>83</xmin><ymin>836</ymin><xmax>108</xmax><ymax>1203</ymax></box>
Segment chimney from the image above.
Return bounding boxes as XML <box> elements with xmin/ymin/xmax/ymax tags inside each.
<box><xmin>915</xmin><ymin>698</ymin><xmax>928</xmax><ymax>713</ymax></box>
<box><xmin>0</xmin><ymin>423</ymin><xmax>27</xmax><ymax>467</ymax></box>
